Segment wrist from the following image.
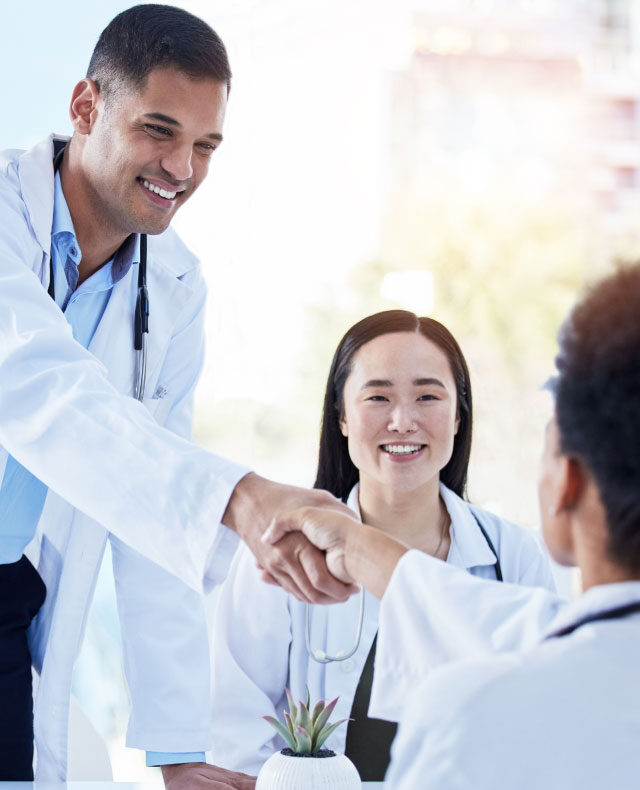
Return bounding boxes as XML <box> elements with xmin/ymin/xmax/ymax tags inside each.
<box><xmin>345</xmin><ymin>524</ymin><xmax>408</xmax><ymax>598</ymax></box>
<box><xmin>222</xmin><ymin>471</ymin><xmax>260</xmax><ymax>539</ymax></box>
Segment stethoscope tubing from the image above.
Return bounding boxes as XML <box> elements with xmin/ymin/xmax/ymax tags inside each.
<box><xmin>50</xmin><ymin>140</ymin><xmax>149</xmax><ymax>403</ymax></box>
<box><xmin>306</xmin><ymin>509</ymin><xmax>503</xmax><ymax>664</ymax></box>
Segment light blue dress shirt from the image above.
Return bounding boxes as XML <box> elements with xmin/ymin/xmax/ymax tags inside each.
<box><xmin>0</xmin><ymin>172</ymin><xmax>204</xmax><ymax>767</ymax></box>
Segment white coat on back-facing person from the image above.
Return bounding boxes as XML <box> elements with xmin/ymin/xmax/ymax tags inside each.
<box><xmin>267</xmin><ymin>265</ymin><xmax>640</xmax><ymax>790</ymax></box>
<box><xmin>208</xmin><ymin>311</ymin><xmax>555</xmax><ymax>781</ymax></box>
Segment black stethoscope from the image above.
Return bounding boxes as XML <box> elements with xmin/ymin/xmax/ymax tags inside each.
<box><xmin>49</xmin><ymin>140</ymin><xmax>149</xmax><ymax>401</ymax></box>
<box><xmin>306</xmin><ymin>508</ymin><xmax>503</xmax><ymax>664</ymax></box>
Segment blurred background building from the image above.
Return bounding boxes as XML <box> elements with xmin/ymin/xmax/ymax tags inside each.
<box><xmin>5</xmin><ymin>0</ymin><xmax>640</xmax><ymax>779</ymax></box>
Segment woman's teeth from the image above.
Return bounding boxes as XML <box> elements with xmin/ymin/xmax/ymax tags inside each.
<box><xmin>382</xmin><ymin>444</ymin><xmax>424</xmax><ymax>455</ymax></box>
<box><xmin>141</xmin><ymin>179</ymin><xmax>177</xmax><ymax>200</ymax></box>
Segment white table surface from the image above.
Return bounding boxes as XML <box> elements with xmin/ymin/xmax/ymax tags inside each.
<box><xmin>2</xmin><ymin>783</ymin><xmax>386</xmax><ymax>789</ymax></box>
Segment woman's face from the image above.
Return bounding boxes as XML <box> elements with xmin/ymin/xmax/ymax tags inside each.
<box><xmin>340</xmin><ymin>331</ymin><xmax>460</xmax><ymax>495</ymax></box>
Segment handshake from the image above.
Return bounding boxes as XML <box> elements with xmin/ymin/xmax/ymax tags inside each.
<box><xmin>223</xmin><ymin>473</ymin><xmax>407</xmax><ymax>604</ymax></box>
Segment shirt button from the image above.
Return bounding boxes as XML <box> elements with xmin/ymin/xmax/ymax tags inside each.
<box><xmin>340</xmin><ymin>659</ymin><xmax>356</xmax><ymax>673</ymax></box>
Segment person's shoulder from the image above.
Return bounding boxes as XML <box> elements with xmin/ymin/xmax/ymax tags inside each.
<box><xmin>147</xmin><ymin>225</ymin><xmax>201</xmax><ymax>281</ymax></box>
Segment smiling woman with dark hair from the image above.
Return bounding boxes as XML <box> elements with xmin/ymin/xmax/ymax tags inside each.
<box><xmin>268</xmin><ymin>265</ymin><xmax>640</xmax><ymax>790</ymax></box>
<box><xmin>208</xmin><ymin>310</ymin><xmax>555</xmax><ymax>781</ymax></box>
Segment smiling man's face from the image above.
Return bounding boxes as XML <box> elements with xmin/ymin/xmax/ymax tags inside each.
<box><xmin>79</xmin><ymin>67</ymin><xmax>227</xmax><ymax>237</ymax></box>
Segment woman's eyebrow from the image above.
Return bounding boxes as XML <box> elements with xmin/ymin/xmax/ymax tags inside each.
<box><xmin>361</xmin><ymin>379</ymin><xmax>393</xmax><ymax>389</ymax></box>
<box><xmin>360</xmin><ymin>377</ymin><xmax>446</xmax><ymax>389</ymax></box>
<box><xmin>414</xmin><ymin>377</ymin><xmax>446</xmax><ymax>388</ymax></box>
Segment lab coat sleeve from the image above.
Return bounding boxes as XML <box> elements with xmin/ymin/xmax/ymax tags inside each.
<box><xmin>112</xmin><ymin>281</ymin><xmax>222</xmax><ymax>754</ymax></box>
<box><xmin>209</xmin><ymin>545</ymin><xmax>292</xmax><ymax>775</ymax></box>
<box><xmin>369</xmin><ymin>550</ymin><xmax>565</xmax><ymax>722</ymax></box>
<box><xmin>385</xmin><ymin>659</ymin><xmax>514</xmax><ymax>790</ymax></box>
<box><xmin>0</xmin><ymin>171</ymin><xmax>247</xmax><ymax>593</ymax></box>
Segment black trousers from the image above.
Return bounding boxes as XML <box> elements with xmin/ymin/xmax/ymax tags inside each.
<box><xmin>0</xmin><ymin>555</ymin><xmax>46</xmax><ymax>780</ymax></box>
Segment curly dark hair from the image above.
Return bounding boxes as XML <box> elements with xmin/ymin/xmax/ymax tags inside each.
<box><xmin>553</xmin><ymin>264</ymin><xmax>640</xmax><ymax>574</ymax></box>
<box><xmin>314</xmin><ymin>310</ymin><xmax>472</xmax><ymax>501</ymax></box>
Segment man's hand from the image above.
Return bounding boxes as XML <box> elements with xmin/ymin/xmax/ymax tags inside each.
<box><xmin>222</xmin><ymin>473</ymin><xmax>358</xmax><ymax>604</ymax></box>
<box><xmin>162</xmin><ymin>762</ymin><xmax>255</xmax><ymax>790</ymax></box>
<box><xmin>262</xmin><ymin>506</ymin><xmax>409</xmax><ymax>600</ymax></box>
<box><xmin>262</xmin><ymin>506</ymin><xmax>360</xmax><ymax>584</ymax></box>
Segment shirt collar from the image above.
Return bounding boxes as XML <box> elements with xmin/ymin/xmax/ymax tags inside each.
<box><xmin>51</xmin><ymin>171</ymin><xmax>140</xmax><ymax>286</ymax></box>
<box><xmin>52</xmin><ymin>171</ymin><xmax>76</xmax><ymax>239</ymax></box>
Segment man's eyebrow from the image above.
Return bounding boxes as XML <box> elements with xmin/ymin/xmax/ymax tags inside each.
<box><xmin>142</xmin><ymin>112</ymin><xmax>224</xmax><ymax>142</ymax></box>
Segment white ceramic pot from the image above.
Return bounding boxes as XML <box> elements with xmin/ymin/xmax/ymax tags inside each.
<box><xmin>255</xmin><ymin>749</ymin><xmax>361</xmax><ymax>789</ymax></box>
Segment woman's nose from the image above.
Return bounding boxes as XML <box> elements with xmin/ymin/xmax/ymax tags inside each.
<box><xmin>387</xmin><ymin>403</ymin><xmax>417</xmax><ymax>433</ymax></box>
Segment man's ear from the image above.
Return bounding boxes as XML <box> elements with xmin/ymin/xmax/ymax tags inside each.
<box><xmin>69</xmin><ymin>78</ymin><xmax>101</xmax><ymax>135</ymax></box>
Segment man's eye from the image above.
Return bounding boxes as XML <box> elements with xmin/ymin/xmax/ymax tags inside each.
<box><xmin>145</xmin><ymin>124</ymin><xmax>172</xmax><ymax>137</ymax></box>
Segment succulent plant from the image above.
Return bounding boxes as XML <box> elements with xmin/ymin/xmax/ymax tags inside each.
<box><xmin>263</xmin><ymin>688</ymin><xmax>348</xmax><ymax>755</ymax></box>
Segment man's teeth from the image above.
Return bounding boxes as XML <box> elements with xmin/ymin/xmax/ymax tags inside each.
<box><xmin>382</xmin><ymin>444</ymin><xmax>424</xmax><ymax>455</ymax></box>
<box><xmin>142</xmin><ymin>179</ymin><xmax>177</xmax><ymax>200</ymax></box>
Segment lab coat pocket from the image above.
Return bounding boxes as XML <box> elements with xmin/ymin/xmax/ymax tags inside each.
<box><xmin>141</xmin><ymin>384</ymin><xmax>171</xmax><ymax>424</ymax></box>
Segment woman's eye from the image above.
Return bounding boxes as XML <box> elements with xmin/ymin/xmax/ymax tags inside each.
<box><xmin>367</xmin><ymin>395</ymin><xmax>389</xmax><ymax>402</ymax></box>
<box><xmin>418</xmin><ymin>394</ymin><xmax>438</xmax><ymax>401</ymax></box>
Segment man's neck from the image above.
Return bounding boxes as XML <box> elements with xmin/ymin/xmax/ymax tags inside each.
<box><xmin>59</xmin><ymin>149</ymin><xmax>128</xmax><ymax>285</ymax></box>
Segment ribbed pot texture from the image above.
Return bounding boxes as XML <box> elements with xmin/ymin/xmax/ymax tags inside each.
<box><xmin>255</xmin><ymin>750</ymin><xmax>361</xmax><ymax>789</ymax></box>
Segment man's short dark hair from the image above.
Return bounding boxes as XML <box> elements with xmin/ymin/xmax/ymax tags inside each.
<box><xmin>553</xmin><ymin>263</ymin><xmax>640</xmax><ymax>574</ymax></box>
<box><xmin>87</xmin><ymin>3</ymin><xmax>231</xmax><ymax>99</ymax></box>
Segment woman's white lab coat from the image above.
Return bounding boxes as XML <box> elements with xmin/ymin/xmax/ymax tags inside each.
<box><xmin>208</xmin><ymin>483</ymin><xmax>556</xmax><ymax>775</ymax></box>
<box><xmin>370</xmin><ymin>552</ymin><xmax>640</xmax><ymax>789</ymax></box>
<box><xmin>0</xmin><ymin>136</ymin><xmax>245</xmax><ymax>779</ymax></box>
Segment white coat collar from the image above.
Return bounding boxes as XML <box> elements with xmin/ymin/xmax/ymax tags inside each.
<box><xmin>345</xmin><ymin>482</ymin><xmax>497</xmax><ymax>572</ymax></box>
<box><xmin>440</xmin><ymin>484</ymin><xmax>499</xmax><ymax>571</ymax></box>
<box><xmin>541</xmin><ymin>580</ymin><xmax>640</xmax><ymax>640</ymax></box>
<box><xmin>16</xmin><ymin>134</ymin><xmax>60</xmax><ymax>257</ymax></box>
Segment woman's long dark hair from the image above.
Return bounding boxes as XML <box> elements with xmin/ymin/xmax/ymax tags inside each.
<box><xmin>314</xmin><ymin>310</ymin><xmax>473</xmax><ymax>500</ymax></box>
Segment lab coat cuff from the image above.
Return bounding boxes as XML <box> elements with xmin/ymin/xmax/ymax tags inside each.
<box><xmin>199</xmin><ymin>463</ymin><xmax>249</xmax><ymax>593</ymax></box>
<box><xmin>369</xmin><ymin>550</ymin><xmax>432</xmax><ymax>722</ymax></box>
<box><xmin>146</xmin><ymin>751</ymin><xmax>206</xmax><ymax>767</ymax></box>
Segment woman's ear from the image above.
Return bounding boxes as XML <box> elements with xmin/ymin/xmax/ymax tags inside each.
<box><xmin>339</xmin><ymin>416</ymin><xmax>348</xmax><ymax>437</ymax></box>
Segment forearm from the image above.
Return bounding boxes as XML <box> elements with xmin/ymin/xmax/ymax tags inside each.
<box><xmin>344</xmin><ymin>524</ymin><xmax>408</xmax><ymax>599</ymax></box>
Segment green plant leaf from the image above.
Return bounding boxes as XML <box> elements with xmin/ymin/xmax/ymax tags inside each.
<box><xmin>263</xmin><ymin>716</ymin><xmax>297</xmax><ymax>751</ymax></box>
<box><xmin>314</xmin><ymin>719</ymin><xmax>349</xmax><ymax>751</ymax></box>
<box><xmin>305</xmin><ymin>684</ymin><xmax>311</xmax><ymax>710</ymax></box>
<box><xmin>311</xmin><ymin>699</ymin><xmax>325</xmax><ymax>725</ymax></box>
<box><xmin>295</xmin><ymin>726</ymin><xmax>313</xmax><ymax>754</ymax></box>
<box><xmin>284</xmin><ymin>710</ymin><xmax>296</xmax><ymax>742</ymax></box>
<box><xmin>312</xmin><ymin>696</ymin><xmax>338</xmax><ymax>738</ymax></box>
<box><xmin>285</xmin><ymin>688</ymin><xmax>298</xmax><ymax>725</ymax></box>
<box><xmin>298</xmin><ymin>701</ymin><xmax>312</xmax><ymax>733</ymax></box>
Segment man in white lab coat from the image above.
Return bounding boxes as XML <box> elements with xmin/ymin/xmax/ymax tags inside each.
<box><xmin>268</xmin><ymin>264</ymin><xmax>640</xmax><ymax>789</ymax></box>
<box><xmin>0</xmin><ymin>4</ymin><xmax>353</xmax><ymax>786</ymax></box>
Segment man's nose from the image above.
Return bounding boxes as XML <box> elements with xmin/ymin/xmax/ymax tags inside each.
<box><xmin>161</xmin><ymin>143</ymin><xmax>193</xmax><ymax>182</ymax></box>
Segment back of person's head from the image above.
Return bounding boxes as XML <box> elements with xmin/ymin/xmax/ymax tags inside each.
<box><xmin>554</xmin><ymin>264</ymin><xmax>640</xmax><ymax>575</ymax></box>
<box><xmin>314</xmin><ymin>310</ymin><xmax>473</xmax><ymax>501</ymax></box>
<box><xmin>87</xmin><ymin>4</ymin><xmax>231</xmax><ymax>100</ymax></box>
